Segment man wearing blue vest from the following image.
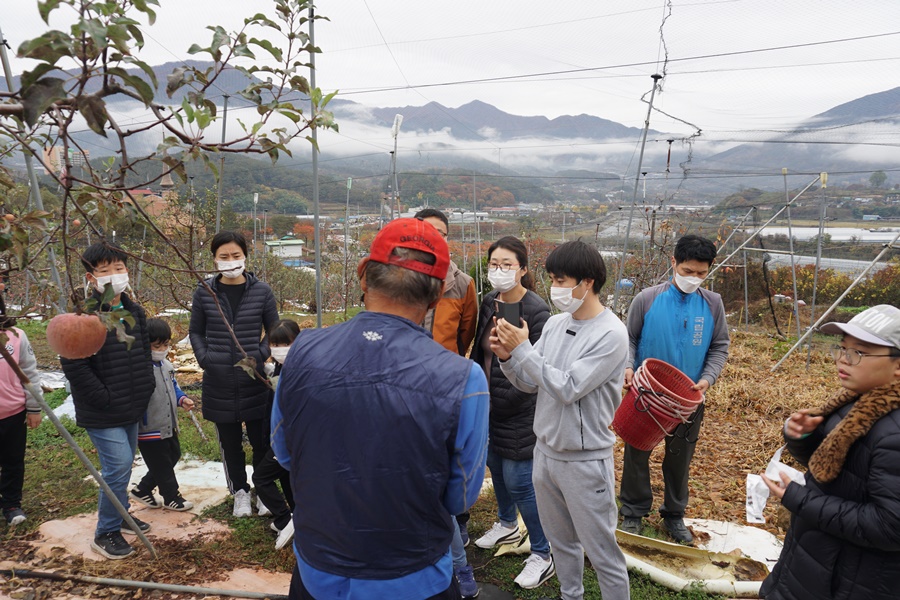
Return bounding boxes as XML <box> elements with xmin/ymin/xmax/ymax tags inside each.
<box><xmin>618</xmin><ymin>235</ymin><xmax>730</xmax><ymax>544</ymax></box>
<box><xmin>272</xmin><ymin>217</ymin><xmax>490</xmax><ymax>600</ymax></box>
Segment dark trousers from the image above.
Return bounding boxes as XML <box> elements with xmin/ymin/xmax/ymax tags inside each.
<box><xmin>136</xmin><ymin>436</ymin><xmax>182</xmax><ymax>502</ymax></box>
<box><xmin>0</xmin><ymin>409</ymin><xmax>27</xmax><ymax>510</ymax></box>
<box><xmin>214</xmin><ymin>419</ymin><xmax>267</xmax><ymax>494</ymax></box>
<box><xmin>252</xmin><ymin>448</ymin><xmax>294</xmax><ymax>529</ymax></box>
<box><xmin>619</xmin><ymin>402</ymin><xmax>705</xmax><ymax>519</ymax></box>
<box><xmin>289</xmin><ymin>565</ymin><xmax>461</xmax><ymax>600</ymax></box>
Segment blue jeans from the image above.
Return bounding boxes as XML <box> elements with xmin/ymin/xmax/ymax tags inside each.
<box><xmin>450</xmin><ymin>517</ymin><xmax>467</xmax><ymax>568</ymax></box>
<box><xmin>86</xmin><ymin>423</ymin><xmax>138</xmax><ymax>536</ymax></box>
<box><xmin>487</xmin><ymin>447</ymin><xmax>549</xmax><ymax>555</ymax></box>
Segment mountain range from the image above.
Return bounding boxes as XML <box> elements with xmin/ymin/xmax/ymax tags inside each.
<box><xmin>3</xmin><ymin>60</ymin><xmax>899</xmax><ymax>190</ymax></box>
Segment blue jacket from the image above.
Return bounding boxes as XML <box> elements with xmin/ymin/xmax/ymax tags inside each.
<box><xmin>272</xmin><ymin>311</ymin><xmax>488</xmax><ymax>595</ymax></box>
<box><xmin>626</xmin><ymin>280</ymin><xmax>730</xmax><ymax>385</ymax></box>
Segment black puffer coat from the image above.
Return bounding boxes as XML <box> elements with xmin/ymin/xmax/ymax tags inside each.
<box><xmin>760</xmin><ymin>388</ymin><xmax>900</xmax><ymax>600</ymax></box>
<box><xmin>189</xmin><ymin>273</ymin><xmax>279</xmax><ymax>423</ymax></box>
<box><xmin>61</xmin><ymin>293</ymin><xmax>155</xmax><ymax>429</ymax></box>
<box><xmin>471</xmin><ymin>289</ymin><xmax>550</xmax><ymax>460</ymax></box>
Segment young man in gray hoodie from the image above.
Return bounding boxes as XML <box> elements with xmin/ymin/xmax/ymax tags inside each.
<box><xmin>492</xmin><ymin>240</ymin><xmax>629</xmax><ymax>600</ymax></box>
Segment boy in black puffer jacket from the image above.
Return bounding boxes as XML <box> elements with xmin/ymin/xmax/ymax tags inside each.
<box><xmin>60</xmin><ymin>242</ymin><xmax>155</xmax><ymax>560</ymax></box>
<box><xmin>761</xmin><ymin>304</ymin><xmax>900</xmax><ymax>600</ymax></box>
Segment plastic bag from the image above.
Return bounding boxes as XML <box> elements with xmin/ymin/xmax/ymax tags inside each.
<box><xmin>746</xmin><ymin>445</ymin><xmax>806</xmax><ymax>524</ymax></box>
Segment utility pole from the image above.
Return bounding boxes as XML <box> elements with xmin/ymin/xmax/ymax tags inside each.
<box><xmin>310</xmin><ymin>3</ymin><xmax>322</xmax><ymax>327</ymax></box>
<box><xmin>252</xmin><ymin>192</ymin><xmax>258</xmax><ymax>258</ymax></box>
<box><xmin>391</xmin><ymin>114</ymin><xmax>403</xmax><ymax>219</ymax></box>
<box><xmin>344</xmin><ymin>177</ymin><xmax>352</xmax><ymax>317</ymax></box>
<box><xmin>612</xmin><ymin>73</ymin><xmax>662</xmax><ymax>313</ymax></box>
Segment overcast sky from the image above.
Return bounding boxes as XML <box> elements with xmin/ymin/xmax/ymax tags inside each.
<box><xmin>4</xmin><ymin>0</ymin><xmax>900</xmax><ymax>175</ymax></box>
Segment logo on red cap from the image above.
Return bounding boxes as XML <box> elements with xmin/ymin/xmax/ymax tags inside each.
<box><xmin>368</xmin><ymin>218</ymin><xmax>450</xmax><ymax>280</ymax></box>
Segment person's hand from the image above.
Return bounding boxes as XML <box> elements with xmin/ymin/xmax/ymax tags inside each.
<box><xmin>761</xmin><ymin>471</ymin><xmax>793</xmax><ymax>500</ymax></box>
<box><xmin>26</xmin><ymin>413</ymin><xmax>42</xmax><ymax>429</ymax></box>
<box><xmin>623</xmin><ymin>367</ymin><xmax>634</xmax><ymax>390</ymax></box>
<box><xmin>785</xmin><ymin>409</ymin><xmax>823</xmax><ymax>439</ymax></box>
<box><xmin>495</xmin><ymin>316</ymin><xmax>529</xmax><ymax>352</ymax></box>
<box><xmin>489</xmin><ymin>324</ymin><xmax>511</xmax><ymax>361</ymax></box>
<box><xmin>180</xmin><ymin>397</ymin><xmax>195</xmax><ymax>410</ymax></box>
<box><xmin>692</xmin><ymin>379</ymin><xmax>710</xmax><ymax>393</ymax></box>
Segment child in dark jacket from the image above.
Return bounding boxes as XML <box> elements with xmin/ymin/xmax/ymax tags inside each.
<box><xmin>130</xmin><ymin>318</ymin><xmax>195</xmax><ymax>512</ymax></box>
<box><xmin>60</xmin><ymin>241</ymin><xmax>155</xmax><ymax>560</ymax></box>
<box><xmin>0</xmin><ymin>296</ymin><xmax>43</xmax><ymax>527</ymax></box>
<box><xmin>253</xmin><ymin>318</ymin><xmax>299</xmax><ymax>550</ymax></box>
<box><xmin>761</xmin><ymin>305</ymin><xmax>900</xmax><ymax>600</ymax></box>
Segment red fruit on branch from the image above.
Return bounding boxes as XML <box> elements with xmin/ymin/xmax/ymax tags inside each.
<box><xmin>46</xmin><ymin>313</ymin><xmax>108</xmax><ymax>359</ymax></box>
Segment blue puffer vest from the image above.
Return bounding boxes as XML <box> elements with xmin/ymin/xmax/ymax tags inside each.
<box><xmin>277</xmin><ymin>311</ymin><xmax>472</xmax><ymax>579</ymax></box>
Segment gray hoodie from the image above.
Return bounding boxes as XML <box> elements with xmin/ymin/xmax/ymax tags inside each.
<box><xmin>500</xmin><ymin>308</ymin><xmax>628</xmax><ymax>461</ymax></box>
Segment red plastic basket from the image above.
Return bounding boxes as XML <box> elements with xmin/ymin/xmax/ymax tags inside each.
<box><xmin>612</xmin><ymin>359</ymin><xmax>704</xmax><ymax>451</ymax></box>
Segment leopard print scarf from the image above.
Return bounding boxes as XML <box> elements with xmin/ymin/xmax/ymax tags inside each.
<box><xmin>806</xmin><ymin>380</ymin><xmax>900</xmax><ymax>483</ymax></box>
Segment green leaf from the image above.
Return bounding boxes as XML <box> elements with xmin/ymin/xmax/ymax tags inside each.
<box><xmin>132</xmin><ymin>0</ymin><xmax>158</xmax><ymax>25</ymax></box>
<box><xmin>249</xmin><ymin>38</ymin><xmax>283</xmax><ymax>62</ymax></box>
<box><xmin>181</xmin><ymin>97</ymin><xmax>195</xmax><ymax>123</ymax></box>
<box><xmin>21</xmin><ymin>77</ymin><xmax>66</xmax><ymax>127</ymax></box>
<box><xmin>187</xmin><ymin>43</ymin><xmax>206</xmax><ymax>56</ymax></box>
<box><xmin>233</xmin><ymin>44</ymin><xmax>256</xmax><ymax>59</ymax></box>
<box><xmin>245</xmin><ymin>13</ymin><xmax>280</xmax><ymax>29</ymax></box>
<box><xmin>17</xmin><ymin>31</ymin><xmax>73</xmax><ymax>65</ymax></box>
<box><xmin>126</xmin><ymin>24</ymin><xmax>145</xmax><ymax>49</ymax></box>
<box><xmin>38</xmin><ymin>0</ymin><xmax>62</xmax><ymax>24</ymax></box>
<box><xmin>123</xmin><ymin>57</ymin><xmax>158</xmax><ymax>89</ymax></box>
<box><xmin>79</xmin><ymin>18</ymin><xmax>108</xmax><ymax>48</ymax></box>
<box><xmin>107</xmin><ymin>67</ymin><xmax>155</xmax><ymax>105</ymax></box>
<box><xmin>99</xmin><ymin>282</ymin><xmax>116</xmax><ymax>306</ymax></box>
<box><xmin>77</xmin><ymin>95</ymin><xmax>108</xmax><ymax>136</ymax></box>
<box><xmin>20</xmin><ymin>63</ymin><xmax>59</xmax><ymax>90</ymax></box>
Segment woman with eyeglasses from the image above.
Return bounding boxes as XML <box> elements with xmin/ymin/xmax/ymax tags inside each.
<box><xmin>470</xmin><ymin>236</ymin><xmax>556</xmax><ymax>590</ymax></box>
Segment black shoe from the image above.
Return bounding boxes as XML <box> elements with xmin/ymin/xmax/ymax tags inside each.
<box><xmin>129</xmin><ymin>487</ymin><xmax>160</xmax><ymax>509</ymax></box>
<box><xmin>619</xmin><ymin>516</ymin><xmax>643</xmax><ymax>535</ymax></box>
<box><xmin>162</xmin><ymin>495</ymin><xmax>194</xmax><ymax>512</ymax></box>
<box><xmin>663</xmin><ymin>517</ymin><xmax>693</xmax><ymax>543</ymax></box>
<box><xmin>3</xmin><ymin>507</ymin><xmax>26</xmax><ymax>526</ymax></box>
<box><xmin>91</xmin><ymin>531</ymin><xmax>135</xmax><ymax>559</ymax></box>
<box><xmin>120</xmin><ymin>514</ymin><xmax>151</xmax><ymax>535</ymax></box>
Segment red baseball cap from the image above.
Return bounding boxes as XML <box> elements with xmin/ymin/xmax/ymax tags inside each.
<box><xmin>368</xmin><ymin>218</ymin><xmax>450</xmax><ymax>280</ymax></box>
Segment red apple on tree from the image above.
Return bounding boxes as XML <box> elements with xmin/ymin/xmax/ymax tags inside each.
<box><xmin>46</xmin><ymin>313</ymin><xmax>108</xmax><ymax>359</ymax></box>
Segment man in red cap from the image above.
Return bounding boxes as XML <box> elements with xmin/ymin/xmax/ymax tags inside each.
<box><xmin>272</xmin><ymin>218</ymin><xmax>489</xmax><ymax>600</ymax></box>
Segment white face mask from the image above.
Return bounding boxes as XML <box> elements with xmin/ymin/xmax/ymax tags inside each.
<box><xmin>94</xmin><ymin>272</ymin><xmax>129</xmax><ymax>295</ymax></box>
<box><xmin>217</xmin><ymin>259</ymin><xmax>245</xmax><ymax>279</ymax></box>
<box><xmin>674</xmin><ymin>273</ymin><xmax>704</xmax><ymax>294</ymax></box>
<box><xmin>270</xmin><ymin>347</ymin><xmax>291</xmax><ymax>364</ymax></box>
<box><xmin>488</xmin><ymin>268</ymin><xmax>519</xmax><ymax>293</ymax></box>
<box><xmin>550</xmin><ymin>283</ymin><xmax>585</xmax><ymax>314</ymax></box>
<box><xmin>151</xmin><ymin>348</ymin><xmax>169</xmax><ymax>362</ymax></box>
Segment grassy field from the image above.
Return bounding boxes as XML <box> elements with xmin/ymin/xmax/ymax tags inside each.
<box><xmin>3</xmin><ymin>320</ymin><xmax>831</xmax><ymax>599</ymax></box>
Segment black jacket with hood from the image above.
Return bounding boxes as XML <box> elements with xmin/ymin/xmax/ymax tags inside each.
<box><xmin>189</xmin><ymin>272</ymin><xmax>279</xmax><ymax>423</ymax></box>
<box><xmin>760</xmin><ymin>381</ymin><xmax>900</xmax><ymax>600</ymax></box>
<box><xmin>60</xmin><ymin>293</ymin><xmax>155</xmax><ymax>429</ymax></box>
<box><xmin>471</xmin><ymin>288</ymin><xmax>550</xmax><ymax>461</ymax></box>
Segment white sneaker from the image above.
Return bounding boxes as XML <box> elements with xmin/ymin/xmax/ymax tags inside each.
<box><xmin>256</xmin><ymin>497</ymin><xmax>272</xmax><ymax>517</ymax></box>
<box><xmin>474</xmin><ymin>522</ymin><xmax>522</xmax><ymax>549</ymax></box>
<box><xmin>514</xmin><ymin>554</ymin><xmax>555</xmax><ymax>589</ymax></box>
<box><xmin>233</xmin><ymin>489</ymin><xmax>252</xmax><ymax>517</ymax></box>
<box><xmin>275</xmin><ymin>517</ymin><xmax>295</xmax><ymax>550</ymax></box>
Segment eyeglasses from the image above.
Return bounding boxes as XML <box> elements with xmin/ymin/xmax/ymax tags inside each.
<box><xmin>829</xmin><ymin>344</ymin><xmax>900</xmax><ymax>366</ymax></box>
<box><xmin>488</xmin><ymin>264</ymin><xmax>520</xmax><ymax>273</ymax></box>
